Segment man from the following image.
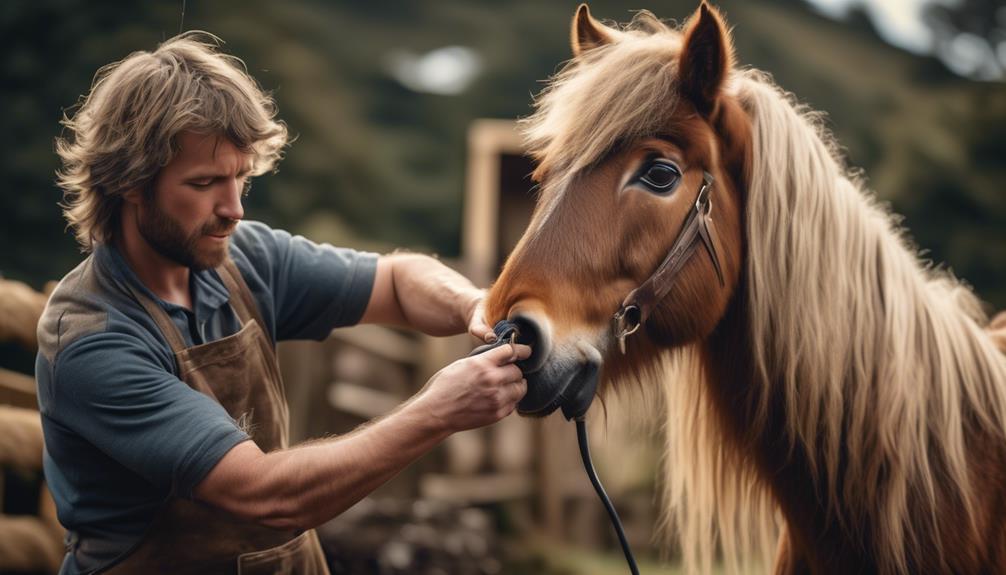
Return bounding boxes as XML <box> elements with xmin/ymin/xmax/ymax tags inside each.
<box><xmin>38</xmin><ymin>32</ymin><xmax>529</xmax><ymax>574</ymax></box>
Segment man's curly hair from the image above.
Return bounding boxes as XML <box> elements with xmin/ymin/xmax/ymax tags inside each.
<box><xmin>56</xmin><ymin>31</ymin><xmax>288</xmax><ymax>251</ymax></box>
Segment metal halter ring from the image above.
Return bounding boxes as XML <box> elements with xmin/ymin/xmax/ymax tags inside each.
<box><xmin>695</xmin><ymin>172</ymin><xmax>714</xmax><ymax>216</ymax></box>
<box><xmin>612</xmin><ymin>305</ymin><xmax>642</xmax><ymax>354</ymax></box>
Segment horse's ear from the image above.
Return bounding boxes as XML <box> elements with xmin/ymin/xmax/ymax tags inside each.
<box><xmin>677</xmin><ymin>2</ymin><xmax>735</xmax><ymax>116</ymax></box>
<box><xmin>571</xmin><ymin>4</ymin><xmax>617</xmax><ymax>56</ymax></box>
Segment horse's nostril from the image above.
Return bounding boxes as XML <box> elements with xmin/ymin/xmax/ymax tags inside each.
<box><xmin>510</xmin><ymin>313</ymin><xmax>549</xmax><ymax>373</ymax></box>
<box><xmin>512</xmin><ymin>316</ymin><xmax>539</xmax><ymax>347</ymax></box>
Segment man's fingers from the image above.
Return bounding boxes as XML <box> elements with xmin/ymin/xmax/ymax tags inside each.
<box><xmin>509</xmin><ymin>378</ymin><xmax>528</xmax><ymax>402</ymax></box>
<box><xmin>498</xmin><ymin>363</ymin><xmax>523</xmax><ymax>385</ymax></box>
<box><xmin>469</xmin><ymin>321</ymin><xmax>495</xmax><ymax>343</ymax></box>
<box><xmin>467</xmin><ymin>297</ymin><xmax>497</xmax><ymax>343</ymax></box>
<box><xmin>482</xmin><ymin>343</ymin><xmax>532</xmax><ymax>366</ymax></box>
<box><xmin>495</xmin><ymin>379</ymin><xmax>527</xmax><ymax>420</ymax></box>
<box><xmin>512</xmin><ymin>343</ymin><xmax>532</xmax><ymax>361</ymax></box>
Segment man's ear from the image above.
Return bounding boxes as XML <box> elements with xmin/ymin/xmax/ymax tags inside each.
<box><xmin>571</xmin><ymin>4</ymin><xmax>619</xmax><ymax>56</ymax></box>
<box><xmin>677</xmin><ymin>2</ymin><xmax>735</xmax><ymax>116</ymax></box>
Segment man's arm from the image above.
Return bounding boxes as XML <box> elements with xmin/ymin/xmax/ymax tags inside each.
<box><xmin>193</xmin><ymin>342</ymin><xmax>529</xmax><ymax>530</ymax></box>
<box><xmin>359</xmin><ymin>253</ymin><xmax>493</xmax><ymax>341</ymax></box>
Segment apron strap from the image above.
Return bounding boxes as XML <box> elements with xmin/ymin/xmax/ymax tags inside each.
<box><xmin>124</xmin><ymin>259</ymin><xmax>267</xmax><ymax>355</ymax></box>
<box><xmin>124</xmin><ymin>282</ymin><xmax>189</xmax><ymax>354</ymax></box>
<box><xmin>217</xmin><ymin>258</ymin><xmax>269</xmax><ymax>334</ymax></box>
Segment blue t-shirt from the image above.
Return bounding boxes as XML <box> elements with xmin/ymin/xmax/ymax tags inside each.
<box><xmin>35</xmin><ymin>221</ymin><xmax>378</xmax><ymax>574</ymax></box>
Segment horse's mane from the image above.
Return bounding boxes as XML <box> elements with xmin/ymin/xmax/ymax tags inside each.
<box><xmin>521</xmin><ymin>11</ymin><xmax>682</xmax><ymax>181</ymax></box>
<box><xmin>737</xmin><ymin>69</ymin><xmax>1006</xmax><ymax>573</ymax></box>
<box><xmin>522</xmin><ymin>13</ymin><xmax>1006</xmax><ymax>575</ymax></box>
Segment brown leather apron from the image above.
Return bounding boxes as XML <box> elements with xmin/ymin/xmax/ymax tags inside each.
<box><xmin>99</xmin><ymin>259</ymin><xmax>329</xmax><ymax>574</ymax></box>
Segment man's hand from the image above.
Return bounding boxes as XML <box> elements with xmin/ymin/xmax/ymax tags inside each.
<box><xmin>466</xmin><ymin>293</ymin><xmax>496</xmax><ymax>344</ymax></box>
<box><xmin>415</xmin><ymin>343</ymin><xmax>531</xmax><ymax>432</ymax></box>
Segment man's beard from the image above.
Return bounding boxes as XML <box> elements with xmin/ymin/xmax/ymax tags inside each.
<box><xmin>138</xmin><ymin>199</ymin><xmax>235</xmax><ymax>271</ymax></box>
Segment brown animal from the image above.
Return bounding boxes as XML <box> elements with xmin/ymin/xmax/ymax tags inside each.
<box><xmin>486</xmin><ymin>4</ymin><xmax>1006</xmax><ymax>574</ymax></box>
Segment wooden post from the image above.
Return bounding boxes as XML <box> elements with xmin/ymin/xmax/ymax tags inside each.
<box><xmin>462</xmin><ymin>120</ymin><xmax>525</xmax><ymax>288</ymax></box>
<box><xmin>0</xmin><ymin>279</ymin><xmax>53</xmax><ymax>351</ymax></box>
<box><xmin>0</xmin><ymin>368</ymin><xmax>36</xmax><ymax>410</ymax></box>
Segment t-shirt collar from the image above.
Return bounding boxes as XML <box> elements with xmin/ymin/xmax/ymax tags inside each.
<box><xmin>96</xmin><ymin>243</ymin><xmax>232</xmax><ymax>320</ymax></box>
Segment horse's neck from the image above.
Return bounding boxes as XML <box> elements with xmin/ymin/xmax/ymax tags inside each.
<box><xmin>701</xmin><ymin>278</ymin><xmax>873</xmax><ymax>570</ymax></box>
<box><xmin>702</xmin><ymin>268</ymin><xmax>1006</xmax><ymax>572</ymax></box>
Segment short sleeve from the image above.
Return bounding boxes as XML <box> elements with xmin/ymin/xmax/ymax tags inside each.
<box><xmin>50</xmin><ymin>331</ymin><xmax>249</xmax><ymax>497</ymax></box>
<box><xmin>231</xmin><ymin>221</ymin><xmax>378</xmax><ymax>341</ymax></box>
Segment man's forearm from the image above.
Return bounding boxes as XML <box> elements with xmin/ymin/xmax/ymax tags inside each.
<box><xmin>389</xmin><ymin>253</ymin><xmax>483</xmax><ymax>336</ymax></box>
<box><xmin>198</xmin><ymin>397</ymin><xmax>450</xmax><ymax>530</ymax></box>
<box><xmin>196</xmin><ymin>340</ymin><xmax>531</xmax><ymax>530</ymax></box>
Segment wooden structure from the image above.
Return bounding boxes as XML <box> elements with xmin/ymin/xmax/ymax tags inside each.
<box><xmin>0</xmin><ymin>278</ymin><xmax>65</xmax><ymax>574</ymax></box>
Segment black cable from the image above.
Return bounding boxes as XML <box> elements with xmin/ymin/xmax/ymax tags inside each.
<box><xmin>576</xmin><ymin>419</ymin><xmax>640</xmax><ymax>575</ymax></box>
<box><xmin>469</xmin><ymin>320</ymin><xmax>638</xmax><ymax>572</ymax></box>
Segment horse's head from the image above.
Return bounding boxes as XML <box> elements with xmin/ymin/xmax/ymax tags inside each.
<box><xmin>486</xmin><ymin>3</ymin><xmax>751</xmax><ymax>417</ymax></box>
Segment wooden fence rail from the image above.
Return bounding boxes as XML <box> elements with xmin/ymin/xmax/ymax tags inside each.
<box><xmin>0</xmin><ymin>277</ymin><xmax>64</xmax><ymax>574</ymax></box>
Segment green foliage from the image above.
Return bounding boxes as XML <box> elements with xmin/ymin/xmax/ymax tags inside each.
<box><xmin>1</xmin><ymin>0</ymin><xmax>1003</xmax><ymax>309</ymax></box>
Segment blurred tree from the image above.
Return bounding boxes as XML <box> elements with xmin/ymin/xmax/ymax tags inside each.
<box><xmin>924</xmin><ymin>0</ymin><xmax>1006</xmax><ymax>80</ymax></box>
<box><xmin>1</xmin><ymin>0</ymin><xmax>1003</xmax><ymax>311</ymax></box>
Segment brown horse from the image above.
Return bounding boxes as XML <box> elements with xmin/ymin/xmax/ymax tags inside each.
<box><xmin>485</xmin><ymin>4</ymin><xmax>1006</xmax><ymax>574</ymax></box>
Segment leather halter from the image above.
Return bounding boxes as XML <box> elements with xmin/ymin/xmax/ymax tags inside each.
<box><xmin>612</xmin><ymin>171</ymin><xmax>725</xmax><ymax>353</ymax></box>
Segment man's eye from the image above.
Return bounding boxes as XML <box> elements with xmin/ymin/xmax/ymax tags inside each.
<box><xmin>190</xmin><ymin>180</ymin><xmax>213</xmax><ymax>189</ymax></box>
<box><xmin>638</xmin><ymin>161</ymin><xmax>681</xmax><ymax>193</ymax></box>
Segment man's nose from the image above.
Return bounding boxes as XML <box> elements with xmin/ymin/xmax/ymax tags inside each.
<box><xmin>216</xmin><ymin>179</ymin><xmax>245</xmax><ymax>222</ymax></box>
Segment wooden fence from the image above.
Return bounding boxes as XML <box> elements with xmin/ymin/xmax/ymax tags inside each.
<box><xmin>0</xmin><ymin>278</ymin><xmax>64</xmax><ymax>574</ymax></box>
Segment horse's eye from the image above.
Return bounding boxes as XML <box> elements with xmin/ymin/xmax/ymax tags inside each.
<box><xmin>638</xmin><ymin>161</ymin><xmax>681</xmax><ymax>193</ymax></box>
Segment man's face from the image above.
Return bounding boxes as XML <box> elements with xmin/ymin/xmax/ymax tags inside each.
<box><xmin>138</xmin><ymin>132</ymin><xmax>251</xmax><ymax>270</ymax></box>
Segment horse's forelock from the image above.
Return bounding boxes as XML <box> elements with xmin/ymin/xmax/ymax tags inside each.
<box><xmin>522</xmin><ymin>24</ymin><xmax>685</xmax><ymax>185</ymax></box>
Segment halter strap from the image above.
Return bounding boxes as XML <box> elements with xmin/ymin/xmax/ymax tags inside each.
<box><xmin>612</xmin><ymin>171</ymin><xmax>725</xmax><ymax>353</ymax></box>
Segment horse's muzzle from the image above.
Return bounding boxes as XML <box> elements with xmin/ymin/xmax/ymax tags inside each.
<box><xmin>516</xmin><ymin>340</ymin><xmax>602</xmax><ymax>420</ymax></box>
<box><xmin>499</xmin><ymin>308</ymin><xmax>601</xmax><ymax>419</ymax></box>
